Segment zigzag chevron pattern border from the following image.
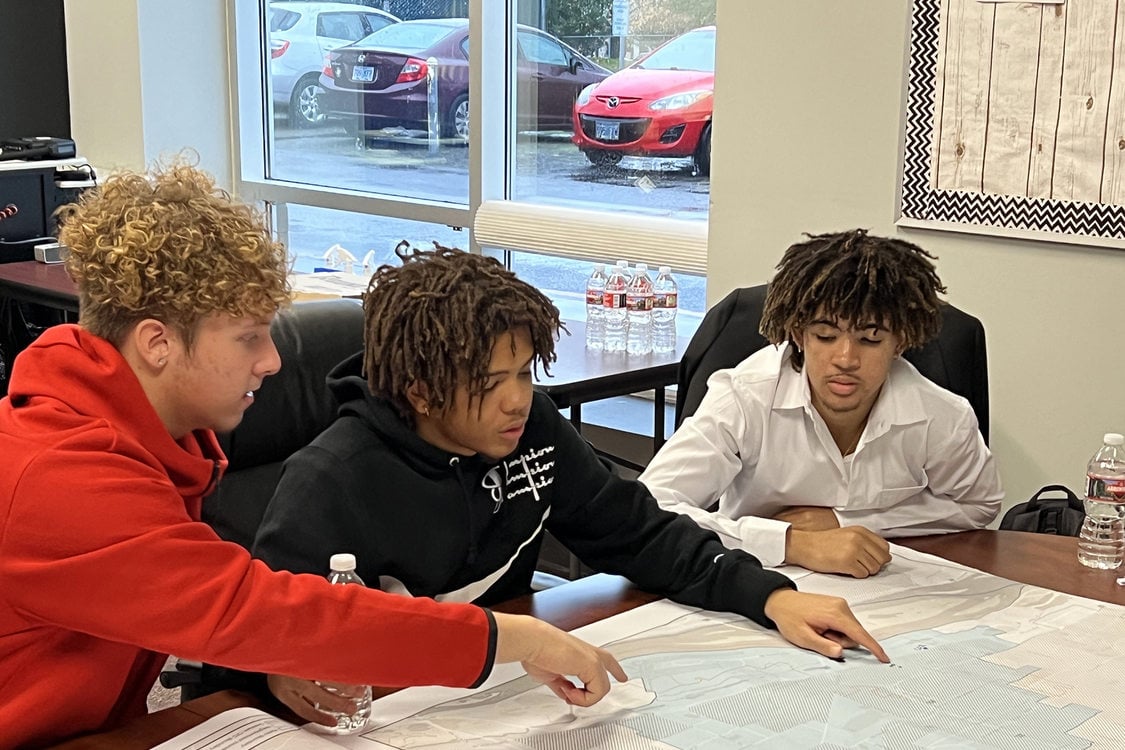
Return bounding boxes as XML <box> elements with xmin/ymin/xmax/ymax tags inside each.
<box><xmin>898</xmin><ymin>0</ymin><xmax>1125</xmax><ymax>241</ymax></box>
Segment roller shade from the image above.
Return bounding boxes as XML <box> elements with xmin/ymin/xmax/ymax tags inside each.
<box><xmin>473</xmin><ymin>200</ymin><xmax>708</xmax><ymax>275</ymax></box>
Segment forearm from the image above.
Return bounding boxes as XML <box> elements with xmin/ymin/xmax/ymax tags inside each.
<box><xmin>660</xmin><ymin>498</ymin><xmax>791</xmax><ymax>567</ymax></box>
<box><xmin>585</xmin><ymin>500</ymin><xmax>795</xmax><ymax>628</ymax></box>
<box><xmin>836</xmin><ymin>487</ymin><xmax>1001</xmax><ymax>536</ymax></box>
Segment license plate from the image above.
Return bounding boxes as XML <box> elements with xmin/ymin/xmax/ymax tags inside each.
<box><xmin>351</xmin><ymin>65</ymin><xmax>375</xmax><ymax>83</ymax></box>
<box><xmin>595</xmin><ymin>120</ymin><xmax>620</xmax><ymax>141</ymax></box>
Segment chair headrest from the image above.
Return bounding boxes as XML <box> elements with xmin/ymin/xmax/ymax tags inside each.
<box><xmin>218</xmin><ymin>299</ymin><xmax>365</xmax><ymax>470</ymax></box>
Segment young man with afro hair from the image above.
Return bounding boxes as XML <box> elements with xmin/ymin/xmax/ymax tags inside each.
<box><xmin>640</xmin><ymin>229</ymin><xmax>1002</xmax><ymax>579</ymax></box>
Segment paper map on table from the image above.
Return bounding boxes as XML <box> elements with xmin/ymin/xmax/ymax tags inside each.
<box><xmin>159</xmin><ymin>545</ymin><xmax>1125</xmax><ymax>749</ymax></box>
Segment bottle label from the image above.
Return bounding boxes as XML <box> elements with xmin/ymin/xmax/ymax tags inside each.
<box><xmin>603</xmin><ymin>291</ymin><xmax>626</xmax><ymax>309</ymax></box>
<box><xmin>653</xmin><ymin>292</ymin><xmax>678</xmax><ymax>309</ymax></box>
<box><xmin>586</xmin><ymin>289</ymin><xmax>603</xmax><ymax>305</ymax></box>
<box><xmin>626</xmin><ymin>293</ymin><xmax>653</xmax><ymax>312</ymax></box>
<box><xmin>1087</xmin><ymin>474</ymin><xmax>1125</xmax><ymax>501</ymax></box>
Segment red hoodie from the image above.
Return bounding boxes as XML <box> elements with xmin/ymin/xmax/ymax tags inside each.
<box><xmin>0</xmin><ymin>326</ymin><xmax>495</xmax><ymax>748</ymax></box>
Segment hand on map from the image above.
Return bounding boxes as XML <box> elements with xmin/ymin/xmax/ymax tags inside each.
<box><xmin>781</xmin><ymin>512</ymin><xmax>891</xmax><ymax>578</ymax></box>
<box><xmin>493</xmin><ymin>612</ymin><xmax>628</xmax><ymax>707</ymax></box>
<box><xmin>763</xmin><ymin>588</ymin><xmax>890</xmax><ymax>663</ymax></box>
<box><xmin>266</xmin><ymin>674</ymin><xmax>366</xmax><ymax>726</ymax></box>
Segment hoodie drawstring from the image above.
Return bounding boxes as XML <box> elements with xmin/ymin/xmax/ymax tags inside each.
<box><xmin>449</xmin><ymin>457</ymin><xmax>480</xmax><ymax>564</ymax></box>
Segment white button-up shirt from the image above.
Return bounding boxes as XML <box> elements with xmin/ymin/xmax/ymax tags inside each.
<box><xmin>639</xmin><ymin>343</ymin><xmax>1003</xmax><ymax>567</ymax></box>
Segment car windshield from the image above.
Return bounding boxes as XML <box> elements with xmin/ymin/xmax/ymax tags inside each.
<box><xmin>635</xmin><ymin>28</ymin><xmax>715</xmax><ymax>72</ymax></box>
<box><xmin>352</xmin><ymin>21</ymin><xmax>458</xmax><ymax>52</ymax></box>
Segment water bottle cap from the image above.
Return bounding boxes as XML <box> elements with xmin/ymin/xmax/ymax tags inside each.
<box><xmin>1104</xmin><ymin>433</ymin><xmax>1124</xmax><ymax>446</ymax></box>
<box><xmin>635</xmin><ymin>263</ymin><xmax>648</xmax><ymax>272</ymax></box>
<box><xmin>594</xmin><ymin>263</ymin><xmax>604</xmax><ymax>271</ymax></box>
<box><xmin>616</xmin><ymin>260</ymin><xmax>629</xmax><ymax>267</ymax></box>
<box><xmin>659</xmin><ymin>266</ymin><xmax>671</xmax><ymax>273</ymax></box>
<box><xmin>329</xmin><ymin>553</ymin><xmax>357</xmax><ymax>571</ymax></box>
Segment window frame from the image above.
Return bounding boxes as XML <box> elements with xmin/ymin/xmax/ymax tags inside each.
<box><xmin>228</xmin><ymin>1</ymin><xmax>708</xmax><ymax>273</ymax></box>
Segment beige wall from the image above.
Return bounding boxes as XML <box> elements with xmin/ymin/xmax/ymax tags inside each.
<box><xmin>711</xmin><ymin>0</ymin><xmax>1125</xmax><ymax>514</ymax></box>
<box><xmin>64</xmin><ymin>0</ymin><xmax>232</xmax><ymax>185</ymax></box>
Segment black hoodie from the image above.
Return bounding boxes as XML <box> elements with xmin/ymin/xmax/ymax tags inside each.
<box><xmin>252</xmin><ymin>352</ymin><xmax>795</xmax><ymax>627</ymax></box>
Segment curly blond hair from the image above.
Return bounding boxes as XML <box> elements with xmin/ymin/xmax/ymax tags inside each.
<box><xmin>57</xmin><ymin>161</ymin><xmax>291</xmax><ymax>347</ymax></box>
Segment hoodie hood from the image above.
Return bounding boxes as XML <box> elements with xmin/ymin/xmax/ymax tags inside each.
<box><xmin>325</xmin><ymin>351</ymin><xmax>513</xmax><ymax>568</ymax></box>
<box><xmin>3</xmin><ymin>325</ymin><xmax>225</xmax><ymax>504</ymax></box>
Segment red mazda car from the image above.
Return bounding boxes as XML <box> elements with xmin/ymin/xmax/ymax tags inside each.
<box><xmin>572</xmin><ymin>26</ymin><xmax>714</xmax><ymax>174</ymax></box>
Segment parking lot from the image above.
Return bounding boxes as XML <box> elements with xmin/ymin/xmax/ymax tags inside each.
<box><xmin>273</xmin><ymin>121</ymin><xmax>709</xmax><ymax>208</ymax></box>
<box><xmin>269</xmin><ymin>120</ymin><xmax>709</xmax><ymax>317</ymax></box>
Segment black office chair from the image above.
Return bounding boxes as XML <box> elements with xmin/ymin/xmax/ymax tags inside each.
<box><xmin>674</xmin><ymin>284</ymin><xmax>990</xmax><ymax>444</ymax></box>
<box><xmin>202</xmin><ymin>299</ymin><xmax>366</xmax><ymax>548</ymax></box>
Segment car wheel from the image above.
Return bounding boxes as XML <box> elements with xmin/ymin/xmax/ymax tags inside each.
<box><xmin>584</xmin><ymin>150</ymin><xmax>623</xmax><ymax>168</ymax></box>
<box><xmin>445</xmin><ymin>94</ymin><xmax>470</xmax><ymax>140</ymax></box>
<box><xmin>694</xmin><ymin>123</ymin><xmax>712</xmax><ymax>176</ymax></box>
<box><xmin>290</xmin><ymin>74</ymin><xmax>326</xmax><ymax>129</ymax></box>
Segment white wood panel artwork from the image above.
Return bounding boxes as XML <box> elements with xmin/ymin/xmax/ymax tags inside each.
<box><xmin>900</xmin><ymin>0</ymin><xmax>1125</xmax><ymax>246</ymax></box>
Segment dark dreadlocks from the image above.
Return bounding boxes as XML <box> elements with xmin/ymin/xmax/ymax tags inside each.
<box><xmin>362</xmin><ymin>242</ymin><xmax>563</xmax><ymax>422</ymax></box>
<box><xmin>760</xmin><ymin>229</ymin><xmax>947</xmax><ymax>371</ymax></box>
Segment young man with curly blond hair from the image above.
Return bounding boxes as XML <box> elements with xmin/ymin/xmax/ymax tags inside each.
<box><xmin>0</xmin><ymin>164</ymin><xmax>624</xmax><ymax>747</ymax></box>
<box><xmin>244</xmin><ymin>244</ymin><xmax>889</xmax><ymax>726</ymax></box>
<box><xmin>640</xmin><ymin>229</ymin><xmax>1002</xmax><ymax>579</ymax></box>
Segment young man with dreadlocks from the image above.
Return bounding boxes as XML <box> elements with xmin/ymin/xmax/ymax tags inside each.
<box><xmin>640</xmin><ymin>229</ymin><xmax>1002</xmax><ymax>580</ymax></box>
<box><xmin>249</xmin><ymin>244</ymin><xmax>889</xmax><ymax>725</ymax></box>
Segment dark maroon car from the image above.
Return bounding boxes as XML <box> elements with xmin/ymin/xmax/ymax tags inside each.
<box><xmin>319</xmin><ymin>18</ymin><xmax>609</xmax><ymax>139</ymax></box>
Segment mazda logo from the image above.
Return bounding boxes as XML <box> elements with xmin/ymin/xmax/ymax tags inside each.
<box><xmin>607</xmin><ymin>96</ymin><xmax>619</xmax><ymax>109</ymax></box>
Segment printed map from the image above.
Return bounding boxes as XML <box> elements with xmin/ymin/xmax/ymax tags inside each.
<box><xmin>350</xmin><ymin>546</ymin><xmax>1125</xmax><ymax>749</ymax></box>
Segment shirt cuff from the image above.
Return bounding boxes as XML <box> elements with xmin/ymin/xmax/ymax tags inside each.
<box><xmin>746</xmin><ymin>517</ymin><xmax>790</xmax><ymax>568</ymax></box>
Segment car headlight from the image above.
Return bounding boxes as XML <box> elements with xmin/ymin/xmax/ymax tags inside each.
<box><xmin>576</xmin><ymin>84</ymin><xmax>598</xmax><ymax>107</ymax></box>
<box><xmin>649</xmin><ymin>90</ymin><xmax>712</xmax><ymax>111</ymax></box>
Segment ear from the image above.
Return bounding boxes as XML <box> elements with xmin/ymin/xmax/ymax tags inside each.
<box><xmin>405</xmin><ymin>381</ymin><xmax>432</xmax><ymax>417</ymax></box>
<box><xmin>788</xmin><ymin>327</ymin><xmax>804</xmax><ymax>352</ymax></box>
<box><xmin>130</xmin><ymin>319</ymin><xmax>175</xmax><ymax>370</ymax></box>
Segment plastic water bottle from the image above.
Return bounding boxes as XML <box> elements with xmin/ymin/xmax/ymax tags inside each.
<box><xmin>317</xmin><ymin>553</ymin><xmax>373</xmax><ymax>733</ymax></box>
<box><xmin>584</xmin><ymin>263</ymin><xmax>608</xmax><ymax>350</ymax></box>
<box><xmin>603</xmin><ymin>260</ymin><xmax>630</xmax><ymax>353</ymax></box>
<box><xmin>1078</xmin><ymin>433</ymin><xmax>1125</xmax><ymax>570</ymax></box>
<box><xmin>626</xmin><ymin>263</ymin><xmax>654</xmax><ymax>355</ymax></box>
<box><xmin>651</xmin><ymin>266</ymin><xmax>678</xmax><ymax>353</ymax></box>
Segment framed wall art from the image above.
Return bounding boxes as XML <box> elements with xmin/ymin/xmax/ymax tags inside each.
<box><xmin>898</xmin><ymin>0</ymin><xmax>1125</xmax><ymax>248</ymax></box>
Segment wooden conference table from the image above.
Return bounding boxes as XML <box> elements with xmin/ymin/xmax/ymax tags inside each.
<box><xmin>49</xmin><ymin>530</ymin><xmax>1125</xmax><ymax>749</ymax></box>
<box><xmin>0</xmin><ymin>260</ymin><xmax>78</xmax><ymax>315</ymax></box>
<box><xmin>540</xmin><ymin>318</ymin><xmax>690</xmax><ymax>453</ymax></box>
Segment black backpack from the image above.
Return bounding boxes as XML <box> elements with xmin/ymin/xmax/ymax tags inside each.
<box><xmin>998</xmin><ymin>485</ymin><xmax>1086</xmax><ymax>536</ymax></box>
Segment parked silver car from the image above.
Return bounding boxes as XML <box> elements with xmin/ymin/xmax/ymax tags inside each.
<box><xmin>269</xmin><ymin>1</ymin><xmax>398</xmax><ymax>128</ymax></box>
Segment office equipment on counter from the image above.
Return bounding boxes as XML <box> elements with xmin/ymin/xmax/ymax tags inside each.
<box><xmin>0</xmin><ymin>154</ymin><xmax>95</xmax><ymax>263</ymax></box>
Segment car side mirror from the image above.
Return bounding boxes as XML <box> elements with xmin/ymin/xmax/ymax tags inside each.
<box><xmin>568</xmin><ymin>58</ymin><xmax>582</xmax><ymax>75</ymax></box>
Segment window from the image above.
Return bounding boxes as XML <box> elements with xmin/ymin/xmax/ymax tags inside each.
<box><xmin>316</xmin><ymin>13</ymin><xmax>366</xmax><ymax>41</ymax></box>
<box><xmin>518</xmin><ymin>30</ymin><xmax>570</xmax><ymax>67</ymax></box>
<box><xmin>234</xmin><ymin>1</ymin><xmax>715</xmax><ymax>332</ymax></box>
<box><xmin>276</xmin><ymin>205</ymin><xmax>467</xmax><ymax>275</ymax></box>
